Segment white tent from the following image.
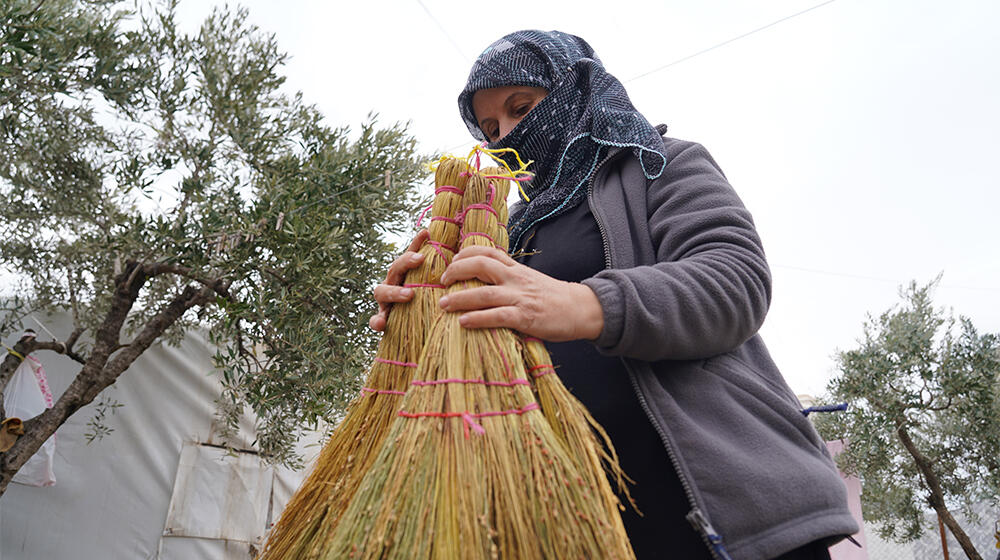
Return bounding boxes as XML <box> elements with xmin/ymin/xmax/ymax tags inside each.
<box><xmin>1</xmin><ymin>312</ymin><xmax>322</xmax><ymax>559</ymax></box>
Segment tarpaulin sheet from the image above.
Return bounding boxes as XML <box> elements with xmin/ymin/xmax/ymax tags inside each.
<box><xmin>1</xmin><ymin>313</ymin><xmax>322</xmax><ymax>560</ymax></box>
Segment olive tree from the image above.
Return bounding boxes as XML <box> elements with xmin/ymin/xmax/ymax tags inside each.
<box><xmin>0</xmin><ymin>0</ymin><xmax>427</xmax><ymax>495</ymax></box>
<box><xmin>815</xmin><ymin>279</ymin><xmax>1000</xmax><ymax>560</ymax></box>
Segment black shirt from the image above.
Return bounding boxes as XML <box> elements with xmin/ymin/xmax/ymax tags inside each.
<box><xmin>516</xmin><ymin>201</ymin><xmax>711</xmax><ymax>560</ymax></box>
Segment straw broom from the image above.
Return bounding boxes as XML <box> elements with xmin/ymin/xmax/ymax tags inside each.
<box><xmin>521</xmin><ymin>335</ymin><xmax>637</xmax><ymax>526</ymax></box>
<box><xmin>486</xmin><ymin>161</ymin><xmax>635</xmax><ymax>551</ymax></box>
<box><xmin>257</xmin><ymin>157</ymin><xmax>471</xmax><ymax>560</ymax></box>
<box><xmin>483</xmin><ymin>159</ymin><xmax>633</xmax><ymax>521</ymax></box>
<box><xmin>323</xmin><ymin>163</ymin><xmax>636</xmax><ymax>559</ymax></box>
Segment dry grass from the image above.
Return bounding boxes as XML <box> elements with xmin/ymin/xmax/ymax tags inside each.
<box><xmin>257</xmin><ymin>157</ymin><xmax>471</xmax><ymax>559</ymax></box>
<box><xmin>321</xmin><ymin>164</ymin><xmax>635</xmax><ymax>559</ymax></box>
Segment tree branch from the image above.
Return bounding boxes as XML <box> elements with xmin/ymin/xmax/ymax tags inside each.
<box><xmin>144</xmin><ymin>262</ymin><xmax>231</xmax><ymax>300</ymax></box>
<box><xmin>1</xmin><ymin>261</ymin><xmax>150</xmax><ymax>494</ymax></box>
<box><xmin>896</xmin><ymin>426</ymin><xmax>983</xmax><ymax>560</ymax></box>
<box><xmin>31</xmin><ymin>340</ymin><xmax>85</xmax><ymax>365</ymax></box>
<box><xmin>1</xmin><ymin>279</ymin><xmax>222</xmax><ymax>494</ymax></box>
<box><xmin>103</xmin><ymin>282</ymin><xmax>219</xmax><ymax>379</ymax></box>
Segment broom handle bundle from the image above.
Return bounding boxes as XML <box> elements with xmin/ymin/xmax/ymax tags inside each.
<box><xmin>261</xmin><ymin>151</ymin><xmax>635</xmax><ymax>560</ymax></box>
<box><xmin>256</xmin><ymin>160</ymin><xmax>473</xmax><ymax>560</ymax></box>
<box><xmin>403</xmin><ymin>158</ymin><xmax>472</xmax><ymax>286</ymax></box>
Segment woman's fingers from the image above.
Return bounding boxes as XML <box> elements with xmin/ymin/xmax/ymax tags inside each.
<box><xmin>385</xmin><ymin>250</ymin><xmax>424</xmax><ymax>287</ymax></box>
<box><xmin>451</xmin><ymin>244</ymin><xmax>518</xmax><ymax>266</ymax></box>
<box><xmin>374</xmin><ymin>284</ymin><xmax>414</xmax><ymax>305</ymax></box>
<box><xmin>369</xmin><ymin>312</ymin><xmax>387</xmax><ymax>332</ymax></box>
<box><xmin>406</xmin><ymin>229</ymin><xmax>430</xmax><ymax>253</ymax></box>
<box><xmin>369</xmin><ymin>230</ymin><xmax>429</xmax><ymax>331</ymax></box>
<box><xmin>383</xmin><ymin>230</ymin><xmax>429</xmax><ymax>285</ymax></box>
<box><xmin>439</xmin><ymin>285</ymin><xmax>512</xmax><ymax>312</ymax></box>
<box><xmin>455</xmin><ymin>306</ymin><xmax>525</xmax><ymax>331</ymax></box>
<box><xmin>440</xmin><ymin>254</ymin><xmax>514</xmax><ymax>286</ymax></box>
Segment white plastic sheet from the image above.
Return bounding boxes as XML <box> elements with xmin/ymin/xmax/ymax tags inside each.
<box><xmin>162</xmin><ymin>442</ymin><xmax>272</xmax><ymax>543</ymax></box>
<box><xmin>1</xmin><ymin>312</ymin><xmax>321</xmax><ymax>560</ymax></box>
<box><xmin>5</xmin><ymin>355</ymin><xmax>56</xmax><ymax>487</ymax></box>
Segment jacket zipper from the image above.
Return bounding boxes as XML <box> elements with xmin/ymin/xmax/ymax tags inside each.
<box><xmin>587</xmin><ymin>150</ymin><xmax>617</xmax><ymax>270</ymax></box>
<box><xmin>586</xmin><ymin>154</ymin><xmax>734</xmax><ymax>560</ymax></box>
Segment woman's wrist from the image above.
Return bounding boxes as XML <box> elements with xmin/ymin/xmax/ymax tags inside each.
<box><xmin>567</xmin><ymin>282</ymin><xmax>604</xmax><ymax>341</ymax></box>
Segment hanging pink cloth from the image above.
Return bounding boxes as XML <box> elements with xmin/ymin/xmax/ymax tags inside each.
<box><xmin>5</xmin><ymin>355</ymin><xmax>56</xmax><ymax>487</ymax></box>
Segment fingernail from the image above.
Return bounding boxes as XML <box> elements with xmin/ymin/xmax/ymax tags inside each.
<box><xmin>401</xmin><ymin>288</ymin><xmax>412</xmax><ymax>297</ymax></box>
<box><xmin>439</xmin><ymin>296</ymin><xmax>449</xmax><ymax>308</ymax></box>
<box><xmin>458</xmin><ymin>314</ymin><xmax>469</xmax><ymax>326</ymax></box>
<box><xmin>411</xmin><ymin>253</ymin><xmax>424</xmax><ymax>262</ymax></box>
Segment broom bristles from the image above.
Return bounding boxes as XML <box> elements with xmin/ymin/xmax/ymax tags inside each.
<box><xmin>323</xmin><ymin>165</ymin><xmax>636</xmax><ymax>559</ymax></box>
<box><xmin>257</xmin><ymin>158</ymin><xmax>472</xmax><ymax>559</ymax></box>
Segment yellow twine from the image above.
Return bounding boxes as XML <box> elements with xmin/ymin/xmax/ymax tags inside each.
<box><xmin>466</xmin><ymin>144</ymin><xmax>535</xmax><ymax>202</ymax></box>
<box><xmin>425</xmin><ymin>154</ymin><xmax>463</xmax><ymax>173</ymax></box>
<box><xmin>426</xmin><ymin>145</ymin><xmax>535</xmax><ymax>201</ymax></box>
<box><xmin>4</xmin><ymin>345</ymin><xmax>24</xmax><ymax>361</ymax></box>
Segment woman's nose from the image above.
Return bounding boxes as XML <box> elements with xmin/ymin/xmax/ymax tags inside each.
<box><xmin>497</xmin><ymin>117</ymin><xmax>521</xmax><ymax>141</ymax></box>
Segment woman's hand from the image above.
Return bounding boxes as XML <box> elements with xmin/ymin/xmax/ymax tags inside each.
<box><xmin>438</xmin><ymin>246</ymin><xmax>604</xmax><ymax>342</ymax></box>
<box><xmin>369</xmin><ymin>230</ymin><xmax>430</xmax><ymax>332</ymax></box>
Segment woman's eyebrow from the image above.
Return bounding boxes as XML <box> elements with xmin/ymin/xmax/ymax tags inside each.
<box><xmin>504</xmin><ymin>91</ymin><xmax>531</xmax><ymax>107</ymax></box>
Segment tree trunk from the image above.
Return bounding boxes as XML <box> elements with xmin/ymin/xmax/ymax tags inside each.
<box><xmin>896</xmin><ymin>426</ymin><xmax>983</xmax><ymax>560</ymax></box>
<box><xmin>0</xmin><ymin>266</ymin><xmax>220</xmax><ymax>496</ymax></box>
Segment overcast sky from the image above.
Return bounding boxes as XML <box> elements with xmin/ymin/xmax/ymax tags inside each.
<box><xmin>175</xmin><ymin>0</ymin><xmax>1000</xmax><ymax>397</ymax></box>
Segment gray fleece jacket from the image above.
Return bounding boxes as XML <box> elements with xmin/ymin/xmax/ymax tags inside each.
<box><xmin>559</xmin><ymin>133</ymin><xmax>859</xmax><ymax>559</ymax></box>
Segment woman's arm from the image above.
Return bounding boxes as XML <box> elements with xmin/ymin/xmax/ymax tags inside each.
<box><xmin>396</xmin><ymin>141</ymin><xmax>771</xmax><ymax>362</ymax></box>
<box><xmin>582</xmin><ymin>141</ymin><xmax>772</xmax><ymax>361</ymax></box>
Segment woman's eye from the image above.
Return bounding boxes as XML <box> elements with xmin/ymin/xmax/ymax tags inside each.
<box><xmin>513</xmin><ymin>105</ymin><xmax>530</xmax><ymax>117</ymax></box>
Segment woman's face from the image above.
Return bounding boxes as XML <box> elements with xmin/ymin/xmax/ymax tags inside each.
<box><xmin>471</xmin><ymin>85</ymin><xmax>548</xmax><ymax>142</ymax></box>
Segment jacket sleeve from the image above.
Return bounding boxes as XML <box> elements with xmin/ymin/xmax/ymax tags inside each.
<box><xmin>581</xmin><ymin>142</ymin><xmax>772</xmax><ymax>361</ymax></box>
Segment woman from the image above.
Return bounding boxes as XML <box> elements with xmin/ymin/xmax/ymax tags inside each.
<box><xmin>371</xmin><ymin>30</ymin><xmax>857</xmax><ymax>560</ymax></box>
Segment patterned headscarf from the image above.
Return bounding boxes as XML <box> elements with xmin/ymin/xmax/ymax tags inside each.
<box><xmin>458</xmin><ymin>30</ymin><xmax>667</xmax><ymax>251</ymax></box>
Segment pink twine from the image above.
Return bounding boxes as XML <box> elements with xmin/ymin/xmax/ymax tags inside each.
<box><xmin>426</xmin><ymin>240</ymin><xmax>453</xmax><ymax>263</ymax></box>
<box><xmin>427</xmin><ymin>240</ymin><xmax>456</xmax><ymax>252</ymax></box>
<box><xmin>435</xmin><ymin>185</ymin><xmax>464</xmax><ymax>195</ymax></box>
<box><xmin>428</xmin><ymin>243</ymin><xmax>448</xmax><ymax>264</ymax></box>
<box><xmin>375</xmin><ymin>357</ymin><xmax>418</xmax><ymax>368</ymax></box>
<box><xmin>475</xmin><ymin>143</ymin><xmax>487</xmax><ymax>170</ymax></box>
<box><xmin>403</xmin><ymin>283</ymin><xmax>445</xmax><ymax>289</ymax></box>
<box><xmin>460</xmin><ymin>232</ymin><xmax>499</xmax><ymax>246</ymax></box>
<box><xmin>397</xmin><ymin>402</ymin><xmax>540</xmax><ymax>439</ymax></box>
<box><xmin>361</xmin><ymin>387</ymin><xmax>407</xmax><ymax>396</ymax></box>
<box><xmin>461</xmin><ymin>412</ymin><xmax>485</xmax><ymax>437</ymax></box>
<box><xmin>415</xmin><ymin>203</ymin><xmax>434</xmax><ymax>228</ymax></box>
<box><xmin>523</xmin><ymin>337</ymin><xmax>542</xmax><ymax>343</ymax></box>
<box><xmin>457</xmin><ymin>203</ymin><xmax>499</xmax><ymax>221</ymax></box>
<box><xmin>430</xmin><ymin>215</ymin><xmax>462</xmax><ymax>225</ymax></box>
<box><xmin>410</xmin><ymin>378</ymin><xmax>529</xmax><ymax>387</ymax></box>
<box><xmin>528</xmin><ymin>364</ymin><xmax>555</xmax><ymax>379</ymax></box>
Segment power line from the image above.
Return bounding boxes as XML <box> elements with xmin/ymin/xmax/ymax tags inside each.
<box><xmin>414</xmin><ymin>0</ymin><xmax>469</xmax><ymax>62</ymax></box>
<box><xmin>771</xmin><ymin>264</ymin><xmax>1000</xmax><ymax>293</ymax></box>
<box><xmin>625</xmin><ymin>0</ymin><xmax>840</xmax><ymax>83</ymax></box>
<box><xmin>441</xmin><ymin>1</ymin><xmax>842</xmax><ymax>149</ymax></box>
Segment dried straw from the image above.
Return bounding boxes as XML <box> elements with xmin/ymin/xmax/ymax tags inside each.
<box><xmin>522</xmin><ymin>335</ymin><xmax>637</xmax><ymax>525</ymax></box>
<box><xmin>322</xmin><ymin>163</ymin><xmax>636</xmax><ymax>559</ymax></box>
<box><xmin>257</xmin><ymin>157</ymin><xmax>471</xmax><ymax>559</ymax></box>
